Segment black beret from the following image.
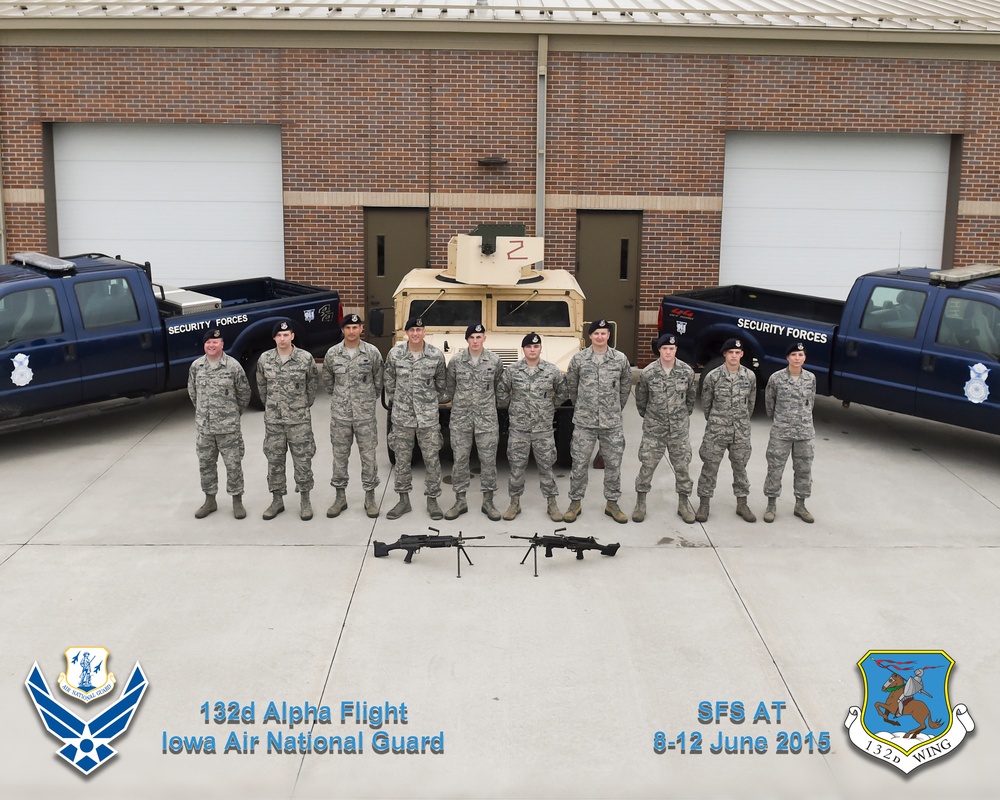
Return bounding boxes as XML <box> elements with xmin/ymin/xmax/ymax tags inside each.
<box><xmin>786</xmin><ymin>341</ymin><xmax>807</xmax><ymax>356</ymax></box>
<box><xmin>341</xmin><ymin>313</ymin><xmax>363</xmax><ymax>327</ymax></box>
<box><xmin>522</xmin><ymin>332</ymin><xmax>541</xmax><ymax>347</ymax></box>
<box><xmin>654</xmin><ymin>333</ymin><xmax>677</xmax><ymax>354</ymax></box>
<box><xmin>465</xmin><ymin>323</ymin><xmax>486</xmax><ymax>339</ymax></box>
<box><xmin>272</xmin><ymin>320</ymin><xmax>293</xmax><ymax>337</ymax></box>
<box><xmin>404</xmin><ymin>317</ymin><xmax>425</xmax><ymax>331</ymax></box>
<box><xmin>721</xmin><ymin>338</ymin><xmax>743</xmax><ymax>353</ymax></box>
<box><xmin>588</xmin><ymin>319</ymin><xmax>610</xmax><ymax>335</ymax></box>
<box><xmin>202</xmin><ymin>328</ymin><xmax>223</xmax><ymax>343</ymax></box>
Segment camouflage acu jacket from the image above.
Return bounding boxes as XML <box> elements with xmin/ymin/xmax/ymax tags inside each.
<box><xmin>566</xmin><ymin>346</ymin><xmax>632</xmax><ymax>429</ymax></box>
<box><xmin>498</xmin><ymin>359</ymin><xmax>569</xmax><ymax>433</ymax></box>
<box><xmin>322</xmin><ymin>340</ymin><xmax>384</xmax><ymax>422</ymax></box>
<box><xmin>384</xmin><ymin>341</ymin><xmax>447</xmax><ymax>428</ymax></box>
<box><xmin>445</xmin><ymin>348</ymin><xmax>502</xmax><ymax>427</ymax></box>
<box><xmin>256</xmin><ymin>347</ymin><xmax>319</xmax><ymax>426</ymax></box>
<box><xmin>701</xmin><ymin>364</ymin><xmax>756</xmax><ymax>435</ymax></box>
<box><xmin>187</xmin><ymin>352</ymin><xmax>251</xmax><ymax>435</ymax></box>
<box><xmin>635</xmin><ymin>358</ymin><xmax>696</xmax><ymax>431</ymax></box>
<box><xmin>765</xmin><ymin>367</ymin><xmax>816</xmax><ymax>440</ymax></box>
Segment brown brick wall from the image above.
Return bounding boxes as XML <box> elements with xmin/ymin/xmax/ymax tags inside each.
<box><xmin>3</xmin><ymin>44</ymin><xmax>1000</xmax><ymax>364</ymax></box>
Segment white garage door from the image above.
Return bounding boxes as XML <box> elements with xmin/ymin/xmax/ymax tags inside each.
<box><xmin>53</xmin><ymin>123</ymin><xmax>284</xmax><ymax>285</ymax></box>
<box><xmin>720</xmin><ymin>132</ymin><xmax>951</xmax><ymax>300</ymax></box>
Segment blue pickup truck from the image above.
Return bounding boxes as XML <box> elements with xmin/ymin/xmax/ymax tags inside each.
<box><xmin>659</xmin><ymin>264</ymin><xmax>1000</xmax><ymax>435</ymax></box>
<box><xmin>0</xmin><ymin>252</ymin><xmax>342</xmax><ymax>424</ymax></box>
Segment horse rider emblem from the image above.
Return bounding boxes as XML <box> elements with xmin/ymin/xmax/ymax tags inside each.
<box><xmin>964</xmin><ymin>363</ymin><xmax>990</xmax><ymax>404</ymax></box>
<box><xmin>845</xmin><ymin>650</ymin><xmax>975</xmax><ymax>774</ymax></box>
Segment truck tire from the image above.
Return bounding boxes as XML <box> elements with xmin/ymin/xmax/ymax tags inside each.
<box><xmin>554</xmin><ymin>403</ymin><xmax>574</xmax><ymax>468</ymax></box>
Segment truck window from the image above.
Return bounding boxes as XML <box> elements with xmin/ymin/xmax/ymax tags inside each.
<box><xmin>496</xmin><ymin>300</ymin><xmax>571</xmax><ymax>328</ymax></box>
<box><xmin>860</xmin><ymin>286</ymin><xmax>926</xmax><ymax>339</ymax></box>
<box><xmin>936</xmin><ymin>297</ymin><xmax>1000</xmax><ymax>359</ymax></box>
<box><xmin>74</xmin><ymin>278</ymin><xmax>140</xmax><ymax>329</ymax></box>
<box><xmin>408</xmin><ymin>299</ymin><xmax>482</xmax><ymax>328</ymax></box>
<box><xmin>0</xmin><ymin>287</ymin><xmax>63</xmax><ymax>344</ymax></box>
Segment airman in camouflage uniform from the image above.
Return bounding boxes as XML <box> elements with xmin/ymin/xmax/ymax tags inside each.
<box><xmin>633</xmin><ymin>333</ymin><xmax>698</xmax><ymax>524</ymax></box>
<box><xmin>383</xmin><ymin>317</ymin><xmax>448</xmax><ymax>520</ymax></box>
<box><xmin>763</xmin><ymin>342</ymin><xmax>817</xmax><ymax>523</ymax></box>
<box><xmin>696</xmin><ymin>337</ymin><xmax>757</xmax><ymax>523</ymax></box>
<box><xmin>187</xmin><ymin>328</ymin><xmax>252</xmax><ymax>519</ymax></box>
<box><xmin>322</xmin><ymin>313</ymin><xmax>384</xmax><ymax>520</ymax></box>
<box><xmin>257</xmin><ymin>319</ymin><xmax>320</xmax><ymax>521</ymax></box>
<box><xmin>496</xmin><ymin>332</ymin><xmax>569</xmax><ymax>522</ymax></box>
<box><xmin>563</xmin><ymin>319</ymin><xmax>632</xmax><ymax>524</ymax></box>
<box><xmin>444</xmin><ymin>323</ymin><xmax>504</xmax><ymax>521</ymax></box>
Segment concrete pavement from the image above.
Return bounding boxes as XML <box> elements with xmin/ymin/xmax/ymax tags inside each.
<box><xmin>1</xmin><ymin>387</ymin><xmax>996</xmax><ymax>798</ymax></box>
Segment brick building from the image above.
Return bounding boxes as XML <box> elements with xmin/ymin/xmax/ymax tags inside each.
<box><xmin>2</xmin><ymin>0</ymin><xmax>1000</xmax><ymax>363</ymax></box>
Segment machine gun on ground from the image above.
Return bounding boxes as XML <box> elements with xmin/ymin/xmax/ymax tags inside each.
<box><xmin>510</xmin><ymin>528</ymin><xmax>620</xmax><ymax>576</ymax></box>
<box><xmin>373</xmin><ymin>527</ymin><xmax>485</xmax><ymax>577</ymax></box>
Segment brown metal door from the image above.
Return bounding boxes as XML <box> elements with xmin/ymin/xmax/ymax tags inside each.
<box><xmin>576</xmin><ymin>211</ymin><xmax>641</xmax><ymax>364</ymax></box>
<box><xmin>365</xmin><ymin>207</ymin><xmax>429</xmax><ymax>355</ymax></box>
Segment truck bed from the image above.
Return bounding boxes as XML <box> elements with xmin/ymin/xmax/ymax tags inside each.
<box><xmin>675</xmin><ymin>285</ymin><xmax>845</xmax><ymax>326</ymax></box>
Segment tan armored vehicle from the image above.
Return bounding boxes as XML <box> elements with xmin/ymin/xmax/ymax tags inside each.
<box><xmin>370</xmin><ymin>224</ymin><xmax>588</xmax><ymax>465</ymax></box>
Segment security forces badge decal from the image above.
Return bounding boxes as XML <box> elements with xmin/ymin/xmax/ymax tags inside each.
<box><xmin>964</xmin><ymin>362</ymin><xmax>990</xmax><ymax>404</ymax></box>
<box><xmin>25</xmin><ymin>647</ymin><xmax>148</xmax><ymax>775</ymax></box>
<box><xmin>845</xmin><ymin>650</ymin><xmax>974</xmax><ymax>774</ymax></box>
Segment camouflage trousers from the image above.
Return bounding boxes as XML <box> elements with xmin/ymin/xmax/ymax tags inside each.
<box><xmin>697</xmin><ymin>430</ymin><xmax>752</xmax><ymax>498</ymax></box>
<box><xmin>507</xmin><ymin>428</ymin><xmax>559</xmax><ymax>499</ymax></box>
<box><xmin>450</xmin><ymin>417</ymin><xmax>499</xmax><ymax>494</ymax></box>
<box><xmin>763</xmin><ymin>435</ymin><xmax>813</xmax><ymax>499</ymax></box>
<box><xmin>390</xmin><ymin>423</ymin><xmax>443</xmax><ymax>498</ymax></box>
<box><xmin>264</xmin><ymin>421</ymin><xmax>316</xmax><ymax>495</ymax></box>
<box><xmin>569</xmin><ymin>425</ymin><xmax>624</xmax><ymax>502</ymax></box>
<box><xmin>330</xmin><ymin>418</ymin><xmax>379</xmax><ymax>491</ymax></box>
<box><xmin>196</xmin><ymin>431</ymin><xmax>245</xmax><ymax>496</ymax></box>
<box><xmin>635</xmin><ymin>428</ymin><xmax>693</xmax><ymax>497</ymax></box>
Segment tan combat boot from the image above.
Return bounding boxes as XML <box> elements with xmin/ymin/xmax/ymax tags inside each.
<box><xmin>481</xmin><ymin>491</ymin><xmax>501</xmax><ymax>521</ymax></box>
<box><xmin>364</xmin><ymin>490</ymin><xmax>379</xmax><ymax>518</ymax></box>
<box><xmin>794</xmin><ymin>498</ymin><xmax>814</xmax><ymax>523</ymax></box>
<box><xmin>502</xmin><ymin>496</ymin><xmax>521</xmax><ymax>521</ymax></box>
<box><xmin>444</xmin><ymin>492</ymin><xmax>468</xmax><ymax>520</ymax></box>
<box><xmin>695</xmin><ymin>497</ymin><xmax>710</xmax><ymax>523</ymax></box>
<box><xmin>386</xmin><ymin>493</ymin><xmax>411</xmax><ymax>520</ymax></box>
<box><xmin>677</xmin><ymin>495</ymin><xmax>695</xmax><ymax>524</ymax></box>
<box><xmin>736</xmin><ymin>496</ymin><xmax>756</xmax><ymax>523</ymax></box>
<box><xmin>262</xmin><ymin>493</ymin><xmax>285</xmax><ymax>520</ymax></box>
<box><xmin>632</xmin><ymin>493</ymin><xmax>647</xmax><ymax>523</ymax></box>
<box><xmin>763</xmin><ymin>498</ymin><xmax>777</xmax><ymax>523</ymax></box>
<box><xmin>300</xmin><ymin>491</ymin><xmax>313</xmax><ymax>521</ymax></box>
<box><xmin>326</xmin><ymin>488</ymin><xmax>348</xmax><ymax>518</ymax></box>
<box><xmin>232</xmin><ymin>495</ymin><xmax>246</xmax><ymax>520</ymax></box>
<box><xmin>194</xmin><ymin>494</ymin><xmax>217</xmax><ymax>519</ymax></box>
<box><xmin>546</xmin><ymin>496</ymin><xmax>563</xmax><ymax>523</ymax></box>
<box><xmin>605</xmin><ymin>501</ymin><xmax>628</xmax><ymax>524</ymax></box>
<box><xmin>427</xmin><ymin>496</ymin><xmax>444</xmax><ymax>520</ymax></box>
<box><xmin>562</xmin><ymin>500</ymin><xmax>582</xmax><ymax>523</ymax></box>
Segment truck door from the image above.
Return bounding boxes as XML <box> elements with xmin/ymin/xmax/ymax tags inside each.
<box><xmin>0</xmin><ymin>283</ymin><xmax>82</xmax><ymax>419</ymax></box>
<box><xmin>834</xmin><ymin>281</ymin><xmax>930</xmax><ymax>415</ymax></box>
<box><xmin>915</xmin><ymin>294</ymin><xmax>1000</xmax><ymax>435</ymax></box>
<box><xmin>68</xmin><ymin>273</ymin><xmax>160</xmax><ymax>403</ymax></box>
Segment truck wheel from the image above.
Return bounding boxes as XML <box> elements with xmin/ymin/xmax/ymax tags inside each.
<box><xmin>245</xmin><ymin>352</ymin><xmax>266</xmax><ymax>410</ymax></box>
<box><xmin>554</xmin><ymin>404</ymin><xmax>574</xmax><ymax>468</ymax></box>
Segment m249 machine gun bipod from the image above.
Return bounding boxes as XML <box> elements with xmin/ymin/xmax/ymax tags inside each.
<box><xmin>372</xmin><ymin>527</ymin><xmax>486</xmax><ymax>577</ymax></box>
<box><xmin>510</xmin><ymin>528</ymin><xmax>620</xmax><ymax>577</ymax></box>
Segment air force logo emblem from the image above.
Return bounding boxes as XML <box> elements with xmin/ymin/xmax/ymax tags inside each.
<box><xmin>26</xmin><ymin>654</ymin><xmax>148</xmax><ymax>775</ymax></box>
<box><xmin>964</xmin><ymin>362</ymin><xmax>990</xmax><ymax>404</ymax></box>
<box><xmin>11</xmin><ymin>352</ymin><xmax>33</xmax><ymax>387</ymax></box>
<box><xmin>845</xmin><ymin>650</ymin><xmax>974</xmax><ymax>774</ymax></box>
